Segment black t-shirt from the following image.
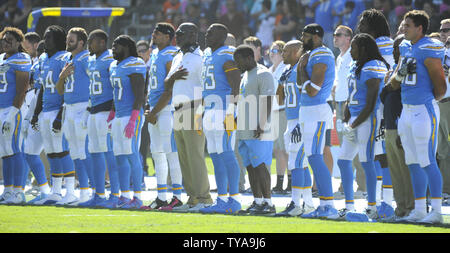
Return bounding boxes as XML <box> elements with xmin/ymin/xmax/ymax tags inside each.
<box><xmin>381</xmin><ymin>88</ymin><xmax>402</xmax><ymax>130</ymax></box>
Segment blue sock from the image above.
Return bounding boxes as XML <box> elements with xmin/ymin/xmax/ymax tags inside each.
<box><xmin>337</xmin><ymin>159</ymin><xmax>354</xmax><ymax>202</ymax></box>
<box><xmin>361</xmin><ymin>161</ymin><xmax>377</xmax><ymax>206</ymax></box>
<box><xmin>105</xmin><ymin>151</ymin><xmax>119</xmax><ymax>195</ymax></box>
<box><xmin>12</xmin><ymin>153</ymin><xmax>26</xmax><ymax>188</ymax></box>
<box><xmin>47</xmin><ymin>156</ymin><xmax>62</xmax><ymax>177</ymax></box>
<box><xmin>304</xmin><ymin>167</ymin><xmax>312</xmax><ymax>188</ymax></box>
<box><xmin>21</xmin><ymin>153</ymin><xmax>30</xmax><ymax>188</ymax></box>
<box><xmin>25</xmin><ymin>154</ymin><xmax>48</xmax><ymax>186</ymax></box>
<box><xmin>210</xmin><ymin>153</ymin><xmax>228</xmax><ymax>197</ymax></box>
<box><xmin>128</xmin><ymin>153</ymin><xmax>142</xmax><ymax>193</ymax></box>
<box><xmin>423</xmin><ymin>162</ymin><xmax>443</xmax><ymax>199</ymax></box>
<box><xmin>116</xmin><ymin>155</ymin><xmax>131</xmax><ymax>193</ymax></box>
<box><xmin>374</xmin><ymin>160</ymin><xmax>383</xmax><ymax>182</ymax></box>
<box><xmin>308</xmin><ymin>154</ymin><xmax>333</xmax><ymax>199</ymax></box>
<box><xmin>74</xmin><ymin>159</ymin><xmax>89</xmax><ymax>189</ymax></box>
<box><xmin>408</xmin><ymin>163</ymin><xmax>428</xmax><ymax>199</ymax></box>
<box><xmin>172</xmin><ymin>183</ymin><xmax>183</xmax><ymax>197</ymax></box>
<box><xmin>221</xmin><ymin>151</ymin><xmax>240</xmax><ymax>196</ymax></box>
<box><xmin>60</xmin><ymin>154</ymin><xmax>75</xmax><ymax>176</ymax></box>
<box><xmin>2</xmin><ymin>157</ymin><xmax>13</xmax><ymax>188</ymax></box>
<box><xmin>91</xmin><ymin>153</ymin><xmax>107</xmax><ymax>195</ymax></box>
<box><xmin>382</xmin><ymin>167</ymin><xmax>392</xmax><ymax>188</ymax></box>
<box><xmin>291</xmin><ymin>167</ymin><xmax>304</xmax><ymax>189</ymax></box>
<box><xmin>84</xmin><ymin>152</ymin><xmax>95</xmax><ymax>189</ymax></box>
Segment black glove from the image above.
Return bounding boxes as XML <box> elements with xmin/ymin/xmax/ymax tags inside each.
<box><xmin>291</xmin><ymin>124</ymin><xmax>302</xmax><ymax>144</ymax></box>
<box><xmin>375</xmin><ymin>119</ymin><xmax>385</xmax><ymax>141</ymax></box>
<box><xmin>31</xmin><ymin>114</ymin><xmax>39</xmax><ymax>131</ymax></box>
<box><xmin>398</xmin><ymin>57</ymin><xmax>416</xmax><ymax>77</ymax></box>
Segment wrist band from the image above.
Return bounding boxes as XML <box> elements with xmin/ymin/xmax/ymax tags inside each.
<box><xmin>308</xmin><ymin>81</ymin><xmax>321</xmax><ymax>91</ymax></box>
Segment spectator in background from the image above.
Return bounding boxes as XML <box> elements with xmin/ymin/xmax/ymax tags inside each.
<box><xmin>163</xmin><ymin>0</ymin><xmax>181</xmax><ymax>15</ymax></box>
<box><xmin>0</xmin><ymin>0</ymin><xmax>32</xmax><ymax>33</ymax></box>
<box><xmin>273</xmin><ymin>0</ymin><xmax>298</xmax><ymax>43</ymax></box>
<box><xmin>218</xmin><ymin>0</ymin><xmax>246</xmax><ymax>44</ymax></box>
<box><xmin>422</xmin><ymin>0</ymin><xmax>441</xmax><ymax>33</ymax></box>
<box><xmin>243</xmin><ymin>36</ymin><xmax>264</xmax><ymax>65</ymax></box>
<box><xmin>309</xmin><ymin>0</ymin><xmax>334</xmax><ymax>49</ymax></box>
<box><xmin>255</xmin><ymin>0</ymin><xmax>276</xmax><ymax>51</ymax></box>
<box><xmin>429</xmin><ymin>32</ymin><xmax>441</xmax><ymax>39</ymax></box>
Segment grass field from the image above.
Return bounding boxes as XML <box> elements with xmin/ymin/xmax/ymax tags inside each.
<box><xmin>1</xmin><ymin>204</ymin><xmax>450</xmax><ymax>233</ymax></box>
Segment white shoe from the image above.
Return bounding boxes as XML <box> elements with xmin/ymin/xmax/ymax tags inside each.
<box><xmin>328</xmin><ymin>208</ymin><xmax>352</xmax><ymax>220</ymax></box>
<box><xmin>6</xmin><ymin>192</ymin><xmax>26</xmax><ymax>204</ymax></box>
<box><xmin>55</xmin><ymin>193</ymin><xmax>79</xmax><ymax>206</ymax></box>
<box><xmin>188</xmin><ymin>203</ymin><xmax>211</xmax><ymax>213</ymax></box>
<box><xmin>301</xmin><ymin>204</ymin><xmax>316</xmax><ymax>216</ymax></box>
<box><xmin>398</xmin><ymin>209</ymin><xmax>427</xmax><ymax>223</ymax></box>
<box><xmin>419</xmin><ymin>209</ymin><xmax>443</xmax><ymax>224</ymax></box>
<box><xmin>78</xmin><ymin>192</ymin><xmax>91</xmax><ymax>204</ymax></box>
<box><xmin>287</xmin><ymin>205</ymin><xmax>303</xmax><ymax>217</ymax></box>
<box><xmin>0</xmin><ymin>191</ymin><xmax>13</xmax><ymax>204</ymax></box>
<box><xmin>354</xmin><ymin>190</ymin><xmax>366</xmax><ymax>199</ymax></box>
<box><xmin>365</xmin><ymin>207</ymin><xmax>379</xmax><ymax>220</ymax></box>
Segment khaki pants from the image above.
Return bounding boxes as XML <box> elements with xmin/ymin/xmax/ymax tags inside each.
<box><xmin>437</xmin><ymin>100</ymin><xmax>450</xmax><ymax>194</ymax></box>
<box><xmin>173</xmin><ymin>104</ymin><xmax>212</xmax><ymax>206</ymax></box>
<box><xmin>385</xmin><ymin>129</ymin><xmax>415</xmax><ymax>217</ymax></box>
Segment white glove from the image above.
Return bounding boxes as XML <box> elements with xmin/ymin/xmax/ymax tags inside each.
<box><xmin>22</xmin><ymin>119</ymin><xmax>30</xmax><ymax>139</ymax></box>
<box><xmin>342</xmin><ymin>123</ymin><xmax>357</xmax><ymax>142</ymax></box>
<box><xmin>81</xmin><ymin>110</ymin><xmax>89</xmax><ymax>129</ymax></box>
<box><xmin>2</xmin><ymin>107</ymin><xmax>19</xmax><ymax>135</ymax></box>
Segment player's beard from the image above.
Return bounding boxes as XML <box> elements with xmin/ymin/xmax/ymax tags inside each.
<box><xmin>303</xmin><ymin>38</ymin><xmax>314</xmax><ymax>51</ymax></box>
<box><xmin>67</xmin><ymin>43</ymin><xmax>77</xmax><ymax>52</ymax></box>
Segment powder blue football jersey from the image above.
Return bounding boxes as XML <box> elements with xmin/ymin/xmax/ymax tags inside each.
<box><xmin>0</xmin><ymin>52</ymin><xmax>32</xmax><ymax>108</ymax></box>
<box><xmin>283</xmin><ymin>63</ymin><xmax>301</xmax><ymax>120</ymax></box>
<box><xmin>87</xmin><ymin>49</ymin><xmax>115</xmax><ymax>107</ymax></box>
<box><xmin>148</xmin><ymin>45</ymin><xmax>178</xmax><ymax>107</ymax></box>
<box><xmin>63</xmin><ymin>50</ymin><xmax>90</xmax><ymax>104</ymax></box>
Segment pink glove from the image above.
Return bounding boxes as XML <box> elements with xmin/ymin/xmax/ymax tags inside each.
<box><xmin>107</xmin><ymin>110</ymin><xmax>115</xmax><ymax>123</ymax></box>
<box><xmin>124</xmin><ymin>110</ymin><xmax>140</xmax><ymax>139</ymax></box>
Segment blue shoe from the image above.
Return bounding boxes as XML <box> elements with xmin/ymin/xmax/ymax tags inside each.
<box><xmin>377</xmin><ymin>202</ymin><xmax>395</xmax><ymax>221</ymax></box>
<box><xmin>97</xmin><ymin>195</ymin><xmax>120</xmax><ymax>208</ymax></box>
<box><xmin>346</xmin><ymin>209</ymin><xmax>378</xmax><ymax>222</ymax></box>
<box><xmin>222</xmin><ymin>197</ymin><xmax>241</xmax><ymax>214</ymax></box>
<box><xmin>317</xmin><ymin>205</ymin><xmax>338</xmax><ymax>219</ymax></box>
<box><xmin>28</xmin><ymin>193</ymin><xmax>49</xmax><ymax>205</ymax></box>
<box><xmin>42</xmin><ymin>193</ymin><xmax>63</xmax><ymax>205</ymax></box>
<box><xmin>78</xmin><ymin>195</ymin><xmax>98</xmax><ymax>207</ymax></box>
<box><xmin>200</xmin><ymin>198</ymin><xmax>228</xmax><ymax>214</ymax></box>
<box><xmin>120</xmin><ymin>197</ymin><xmax>143</xmax><ymax>209</ymax></box>
<box><xmin>301</xmin><ymin>206</ymin><xmax>322</xmax><ymax>218</ymax></box>
<box><xmin>117</xmin><ymin>196</ymin><xmax>131</xmax><ymax>208</ymax></box>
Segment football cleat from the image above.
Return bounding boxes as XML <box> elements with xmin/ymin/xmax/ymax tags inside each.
<box><xmin>275</xmin><ymin>201</ymin><xmax>297</xmax><ymax>217</ymax></box>
<box><xmin>120</xmin><ymin>197</ymin><xmax>143</xmax><ymax>209</ymax></box>
<box><xmin>397</xmin><ymin>209</ymin><xmax>427</xmax><ymax>223</ymax></box>
<box><xmin>346</xmin><ymin>208</ymin><xmax>378</xmax><ymax>222</ymax></box>
<box><xmin>240</xmin><ymin>201</ymin><xmax>258</xmax><ymax>214</ymax></box>
<box><xmin>223</xmin><ymin>197</ymin><xmax>241</xmax><ymax>214</ymax></box>
<box><xmin>377</xmin><ymin>202</ymin><xmax>395</xmax><ymax>221</ymax></box>
<box><xmin>302</xmin><ymin>203</ymin><xmax>315</xmax><ymax>216</ymax></box>
<box><xmin>418</xmin><ymin>209</ymin><xmax>443</xmax><ymax>224</ymax></box>
<box><xmin>317</xmin><ymin>205</ymin><xmax>338</xmax><ymax>219</ymax></box>
<box><xmin>188</xmin><ymin>203</ymin><xmax>211</xmax><ymax>213</ymax></box>
<box><xmin>159</xmin><ymin>196</ymin><xmax>183</xmax><ymax>211</ymax></box>
<box><xmin>97</xmin><ymin>195</ymin><xmax>120</xmax><ymax>209</ymax></box>
<box><xmin>55</xmin><ymin>193</ymin><xmax>79</xmax><ymax>206</ymax></box>
<box><xmin>6</xmin><ymin>192</ymin><xmax>26</xmax><ymax>204</ymax></box>
<box><xmin>301</xmin><ymin>206</ymin><xmax>321</xmax><ymax>218</ymax></box>
<box><xmin>41</xmin><ymin>193</ymin><xmax>63</xmax><ymax>205</ymax></box>
<box><xmin>78</xmin><ymin>195</ymin><xmax>97</xmax><ymax>207</ymax></box>
<box><xmin>117</xmin><ymin>196</ymin><xmax>132</xmax><ymax>208</ymax></box>
<box><xmin>0</xmin><ymin>191</ymin><xmax>13</xmax><ymax>204</ymax></box>
<box><xmin>328</xmin><ymin>208</ymin><xmax>351</xmax><ymax>221</ymax></box>
<box><xmin>251</xmin><ymin>202</ymin><xmax>276</xmax><ymax>215</ymax></box>
<box><xmin>141</xmin><ymin>197</ymin><xmax>168</xmax><ymax>210</ymax></box>
<box><xmin>271</xmin><ymin>186</ymin><xmax>284</xmax><ymax>195</ymax></box>
<box><xmin>28</xmin><ymin>193</ymin><xmax>49</xmax><ymax>205</ymax></box>
<box><xmin>200</xmin><ymin>198</ymin><xmax>228</xmax><ymax>214</ymax></box>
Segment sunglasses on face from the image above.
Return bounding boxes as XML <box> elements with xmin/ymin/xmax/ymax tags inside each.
<box><xmin>333</xmin><ymin>33</ymin><xmax>348</xmax><ymax>37</ymax></box>
<box><xmin>440</xmin><ymin>28</ymin><xmax>450</xmax><ymax>33</ymax></box>
<box><xmin>270</xmin><ymin>48</ymin><xmax>280</xmax><ymax>54</ymax></box>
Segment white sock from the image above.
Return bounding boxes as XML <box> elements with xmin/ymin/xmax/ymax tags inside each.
<box><xmin>302</xmin><ymin>188</ymin><xmax>314</xmax><ymax>206</ymax></box>
<box><xmin>134</xmin><ymin>192</ymin><xmax>141</xmax><ymax>200</ymax></box>
<box><xmin>80</xmin><ymin>189</ymin><xmax>90</xmax><ymax>199</ymax></box>
<box><xmin>157</xmin><ymin>191</ymin><xmax>167</xmax><ymax>201</ymax></box>
<box><xmin>376</xmin><ymin>180</ymin><xmax>382</xmax><ymax>206</ymax></box>
<box><xmin>264</xmin><ymin>198</ymin><xmax>272</xmax><ymax>206</ymax></box>
<box><xmin>230</xmin><ymin>194</ymin><xmax>240</xmax><ymax>203</ymax></box>
<box><xmin>4</xmin><ymin>186</ymin><xmax>13</xmax><ymax>193</ymax></box>
<box><xmin>122</xmin><ymin>191</ymin><xmax>132</xmax><ymax>199</ymax></box>
<box><xmin>324</xmin><ymin>200</ymin><xmax>334</xmax><ymax>207</ymax></box>
<box><xmin>52</xmin><ymin>177</ymin><xmax>62</xmax><ymax>194</ymax></box>
<box><xmin>39</xmin><ymin>183</ymin><xmax>51</xmax><ymax>194</ymax></box>
<box><xmin>167</xmin><ymin>152</ymin><xmax>182</xmax><ymax>186</ymax></box>
<box><xmin>346</xmin><ymin>203</ymin><xmax>355</xmax><ymax>212</ymax></box>
<box><xmin>431</xmin><ymin>198</ymin><xmax>442</xmax><ymax>213</ymax></box>
<box><xmin>65</xmin><ymin>177</ymin><xmax>75</xmax><ymax>195</ymax></box>
<box><xmin>153</xmin><ymin>152</ymin><xmax>168</xmax><ymax>189</ymax></box>
<box><xmin>382</xmin><ymin>188</ymin><xmax>393</xmax><ymax>206</ymax></box>
<box><xmin>218</xmin><ymin>195</ymin><xmax>228</xmax><ymax>202</ymax></box>
<box><xmin>14</xmin><ymin>186</ymin><xmax>23</xmax><ymax>193</ymax></box>
<box><xmin>415</xmin><ymin>199</ymin><xmax>427</xmax><ymax>213</ymax></box>
<box><xmin>292</xmin><ymin>187</ymin><xmax>301</xmax><ymax>206</ymax></box>
<box><xmin>254</xmin><ymin>198</ymin><xmax>263</xmax><ymax>205</ymax></box>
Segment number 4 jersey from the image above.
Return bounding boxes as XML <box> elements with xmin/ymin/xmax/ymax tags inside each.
<box><xmin>40</xmin><ymin>51</ymin><xmax>69</xmax><ymax>112</ymax></box>
<box><xmin>0</xmin><ymin>52</ymin><xmax>32</xmax><ymax>108</ymax></box>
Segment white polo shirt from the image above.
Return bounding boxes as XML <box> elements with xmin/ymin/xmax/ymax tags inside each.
<box><xmin>333</xmin><ymin>47</ymin><xmax>352</xmax><ymax>102</ymax></box>
<box><xmin>170</xmin><ymin>47</ymin><xmax>204</xmax><ymax>106</ymax></box>
<box><xmin>443</xmin><ymin>48</ymin><xmax>450</xmax><ymax>99</ymax></box>
<box><xmin>269</xmin><ymin>61</ymin><xmax>288</xmax><ymax>111</ymax></box>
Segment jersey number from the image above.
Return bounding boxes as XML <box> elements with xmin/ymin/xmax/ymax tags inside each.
<box><xmin>45</xmin><ymin>71</ymin><xmax>56</xmax><ymax>93</ymax></box>
<box><xmin>65</xmin><ymin>74</ymin><xmax>75</xmax><ymax>93</ymax></box>
<box><xmin>285</xmin><ymin>82</ymin><xmax>297</xmax><ymax>108</ymax></box>
<box><xmin>90</xmin><ymin>71</ymin><xmax>102</xmax><ymax>95</ymax></box>
<box><xmin>149</xmin><ymin>64</ymin><xmax>158</xmax><ymax>90</ymax></box>
<box><xmin>0</xmin><ymin>72</ymin><xmax>7</xmax><ymax>93</ymax></box>
<box><xmin>403</xmin><ymin>73</ymin><xmax>417</xmax><ymax>86</ymax></box>
<box><xmin>203</xmin><ymin>65</ymin><xmax>216</xmax><ymax>90</ymax></box>
<box><xmin>112</xmin><ymin>77</ymin><xmax>123</xmax><ymax>101</ymax></box>
<box><xmin>348</xmin><ymin>77</ymin><xmax>358</xmax><ymax>105</ymax></box>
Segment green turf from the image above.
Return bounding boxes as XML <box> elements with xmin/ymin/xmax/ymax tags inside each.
<box><xmin>1</xmin><ymin>205</ymin><xmax>449</xmax><ymax>233</ymax></box>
